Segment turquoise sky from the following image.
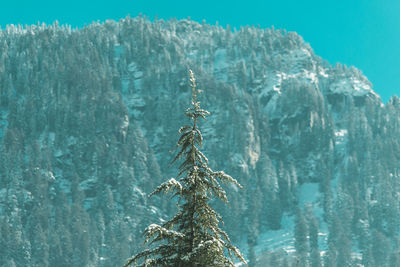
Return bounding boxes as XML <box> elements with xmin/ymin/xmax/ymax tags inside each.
<box><xmin>1</xmin><ymin>0</ymin><xmax>399</xmax><ymax>102</ymax></box>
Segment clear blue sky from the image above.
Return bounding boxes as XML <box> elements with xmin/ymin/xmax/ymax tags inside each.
<box><xmin>1</xmin><ymin>0</ymin><xmax>399</xmax><ymax>102</ymax></box>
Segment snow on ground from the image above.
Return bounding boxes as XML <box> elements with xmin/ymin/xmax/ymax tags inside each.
<box><xmin>238</xmin><ymin>182</ymin><xmax>329</xmax><ymax>265</ymax></box>
<box><xmin>236</xmin><ymin>213</ymin><xmax>296</xmax><ymax>265</ymax></box>
<box><xmin>256</xmin><ymin>214</ymin><xmax>296</xmax><ymax>254</ymax></box>
<box><xmin>298</xmin><ymin>182</ymin><xmax>320</xmax><ymax>207</ymax></box>
<box><xmin>298</xmin><ymin>182</ymin><xmax>329</xmax><ymax>250</ymax></box>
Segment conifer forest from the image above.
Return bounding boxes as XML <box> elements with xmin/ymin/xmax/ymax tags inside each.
<box><xmin>1</xmin><ymin>16</ymin><xmax>400</xmax><ymax>266</ymax></box>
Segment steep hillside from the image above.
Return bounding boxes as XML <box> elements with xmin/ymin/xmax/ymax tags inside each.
<box><xmin>0</xmin><ymin>16</ymin><xmax>400</xmax><ymax>266</ymax></box>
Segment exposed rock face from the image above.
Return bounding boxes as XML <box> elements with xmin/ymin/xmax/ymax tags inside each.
<box><xmin>0</xmin><ymin>17</ymin><xmax>399</xmax><ymax>266</ymax></box>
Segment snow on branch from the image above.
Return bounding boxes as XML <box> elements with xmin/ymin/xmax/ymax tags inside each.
<box><xmin>149</xmin><ymin>178</ymin><xmax>182</xmax><ymax>197</ymax></box>
<box><xmin>214</xmin><ymin>171</ymin><xmax>243</xmax><ymax>189</ymax></box>
<box><xmin>144</xmin><ymin>224</ymin><xmax>185</xmax><ymax>244</ymax></box>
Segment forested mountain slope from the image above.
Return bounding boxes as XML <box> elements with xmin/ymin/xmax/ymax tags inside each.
<box><xmin>0</xmin><ymin>16</ymin><xmax>400</xmax><ymax>266</ymax></box>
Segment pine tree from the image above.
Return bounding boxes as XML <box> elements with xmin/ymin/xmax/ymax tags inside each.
<box><xmin>294</xmin><ymin>208</ymin><xmax>309</xmax><ymax>267</ymax></box>
<box><xmin>125</xmin><ymin>70</ymin><xmax>246</xmax><ymax>266</ymax></box>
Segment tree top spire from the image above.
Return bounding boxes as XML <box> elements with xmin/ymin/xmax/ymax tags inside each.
<box><xmin>189</xmin><ymin>69</ymin><xmax>197</xmax><ymax>104</ymax></box>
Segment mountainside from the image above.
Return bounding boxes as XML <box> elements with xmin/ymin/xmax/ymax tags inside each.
<box><xmin>1</xmin><ymin>16</ymin><xmax>400</xmax><ymax>266</ymax></box>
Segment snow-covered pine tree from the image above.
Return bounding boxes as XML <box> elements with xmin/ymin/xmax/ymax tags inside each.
<box><xmin>124</xmin><ymin>70</ymin><xmax>246</xmax><ymax>267</ymax></box>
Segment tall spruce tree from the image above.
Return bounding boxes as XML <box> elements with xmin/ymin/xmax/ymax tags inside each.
<box><xmin>124</xmin><ymin>70</ymin><xmax>246</xmax><ymax>266</ymax></box>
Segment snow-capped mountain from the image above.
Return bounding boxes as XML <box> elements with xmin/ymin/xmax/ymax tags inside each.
<box><xmin>0</xmin><ymin>16</ymin><xmax>399</xmax><ymax>266</ymax></box>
